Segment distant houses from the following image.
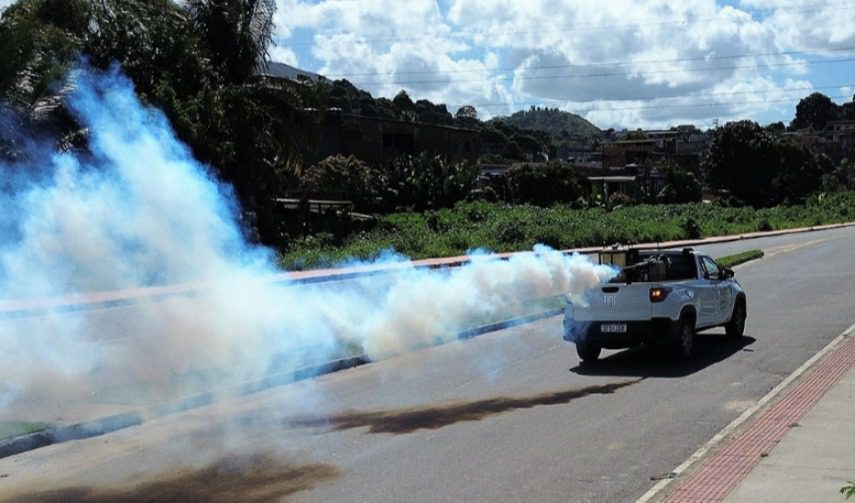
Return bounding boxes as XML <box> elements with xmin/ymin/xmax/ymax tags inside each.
<box><xmin>785</xmin><ymin>119</ymin><xmax>855</xmax><ymax>163</ymax></box>
<box><xmin>260</xmin><ymin>61</ymin><xmax>852</xmax><ymax>205</ymax></box>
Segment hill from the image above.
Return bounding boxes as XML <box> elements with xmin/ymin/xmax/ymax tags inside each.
<box><xmin>492</xmin><ymin>107</ymin><xmax>602</xmax><ymax>140</ymax></box>
<box><xmin>258</xmin><ymin>61</ymin><xmax>326</xmax><ymax>83</ymax></box>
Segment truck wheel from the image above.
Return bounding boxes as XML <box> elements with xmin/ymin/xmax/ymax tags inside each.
<box><xmin>675</xmin><ymin>317</ymin><xmax>695</xmax><ymax>359</ymax></box>
<box><xmin>576</xmin><ymin>340</ymin><xmax>602</xmax><ymax>362</ymax></box>
<box><xmin>725</xmin><ymin>302</ymin><xmax>746</xmax><ymax>339</ymax></box>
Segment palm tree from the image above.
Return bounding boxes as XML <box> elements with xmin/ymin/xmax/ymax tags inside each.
<box><xmin>0</xmin><ymin>0</ymin><xmax>91</xmax><ymax>158</ymax></box>
<box><xmin>184</xmin><ymin>0</ymin><xmax>276</xmax><ymax>85</ymax></box>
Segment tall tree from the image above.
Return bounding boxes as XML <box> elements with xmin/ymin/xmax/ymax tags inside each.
<box><xmin>654</xmin><ymin>160</ymin><xmax>702</xmax><ymax>204</ymax></box>
<box><xmin>0</xmin><ymin>0</ymin><xmax>92</xmax><ymax>157</ymax></box>
<box><xmin>505</xmin><ymin>161</ymin><xmax>584</xmax><ymax>206</ymax></box>
<box><xmin>704</xmin><ymin>121</ymin><xmax>780</xmax><ymax>206</ymax></box>
<box><xmin>790</xmin><ymin>92</ymin><xmax>839</xmax><ymax>131</ymax></box>
<box><xmin>704</xmin><ymin>120</ymin><xmax>829</xmax><ymax>207</ymax></box>
<box><xmin>455</xmin><ymin>105</ymin><xmax>478</xmax><ymax>120</ymax></box>
<box><xmin>185</xmin><ymin>0</ymin><xmax>276</xmax><ymax>85</ymax></box>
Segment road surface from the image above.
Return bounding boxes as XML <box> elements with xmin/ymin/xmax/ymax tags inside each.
<box><xmin>1</xmin><ymin>226</ymin><xmax>854</xmax><ymax>502</ymax></box>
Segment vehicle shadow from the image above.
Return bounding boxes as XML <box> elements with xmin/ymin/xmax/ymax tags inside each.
<box><xmin>569</xmin><ymin>333</ymin><xmax>757</xmax><ymax>378</ymax></box>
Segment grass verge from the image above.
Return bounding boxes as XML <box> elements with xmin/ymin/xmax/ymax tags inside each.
<box><xmin>0</xmin><ymin>421</ymin><xmax>50</xmax><ymax>441</ymax></box>
<box><xmin>717</xmin><ymin>250</ymin><xmax>765</xmax><ymax>268</ymax></box>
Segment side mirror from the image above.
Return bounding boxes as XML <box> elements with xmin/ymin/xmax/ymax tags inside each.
<box><xmin>723</xmin><ymin>268</ymin><xmax>734</xmax><ymax>279</ymax></box>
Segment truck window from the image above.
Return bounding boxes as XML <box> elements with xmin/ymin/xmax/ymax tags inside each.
<box><xmin>701</xmin><ymin>256</ymin><xmax>722</xmax><ymax>280</ymax></box>
<box><xmin>663</xmin><ymin>254</ymin><xmax>697</xmax><ymax>280</ymax></box>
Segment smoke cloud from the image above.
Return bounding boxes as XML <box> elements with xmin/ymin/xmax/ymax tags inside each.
<box><xmin>0</xmin><ymin>67</ymin><xmax>614</xmax><ymax>420</ymax></box>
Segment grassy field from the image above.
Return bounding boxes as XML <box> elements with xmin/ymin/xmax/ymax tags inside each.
<box><xmin>282</xmin><ymin>191</ymin><xmax>855</xmax><ymax>270</ymax></box>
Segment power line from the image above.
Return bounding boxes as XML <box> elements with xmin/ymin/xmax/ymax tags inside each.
<box><xmin>468</xmin><ymin>84</ymin><xmax>855</xmax><ymax>109</ymax></box>
<box><xmin>552</xmin><ymin>93</ymin><xmax>853</xmax><ymax>113</ymax></box>
<box><xmin>349</xmin><ymin>57</ymin><xmax>855</xmax><ymax>87</ymax></box>
<box><xmin>283</xmin><ymin>2</ymin><xmax>855</xmax><ymax>48</ymax></box>
<box><xmin>463</xmin><ymin>93</ymin><xmax>852</xmax><ymax>116</ymax></box>
<box><xmin>322</xmin><ymin>45</ymin><xmax>855</xmax><ymax>79</ymax></box>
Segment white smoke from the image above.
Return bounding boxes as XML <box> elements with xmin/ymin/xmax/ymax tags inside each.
<box><xmin>0</xmin><ymin>67</ymin><xmax>614</xmax><ymax>419</ymax></box>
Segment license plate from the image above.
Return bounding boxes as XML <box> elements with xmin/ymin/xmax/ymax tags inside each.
<box><xmin>601</xmin><ymin>323</ymin><xmax>627</xmax><ymax>333</ymax></box>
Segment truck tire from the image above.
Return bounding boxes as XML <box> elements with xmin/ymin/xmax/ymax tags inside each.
<box><xmin>674</xmin><ymin>316</ymin><xmax>695</xmax><ymax>359</ymax></box>
<box><xmin>725</xmin><ymin>301</ymin><xmax>746</xmax><ymax>339</ymax></box>
<box><xmin>576</xmin><ymin>340</ymin><xmax>602</xmax><ymax>362</ymax></box>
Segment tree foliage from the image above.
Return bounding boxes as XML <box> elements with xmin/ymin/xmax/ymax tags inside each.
<box><xmin>484</xmin><ymin>120</ymin><xmax>554</xmax><ymax>161</ymax></box>
<box><xmin>622</xmin><ymin>130</ymin><xmax>648</xmax><ymax>140</ymax></box>
<box><xmin>0</xmin><ymin>0</ymin><xmax>318</xmax><ymax>247</ymax></box>
<box><xmin>300</xmin><ymin>155</ymin><xmax>379</xmax><ymax>207</ymax></box>
<box><xmin>704</xmin><ymin>120</ymin><xmax>830</xmax><ymax>206</ymax></box>
<box><xmin>455</xmin><ymin>105</ymin><xmax>478</xmax><ymax>120</ymax></box>
<box><xmin>654</xmin><ymin>160</ymin><xmax>702</xmax><ymax>204</ymax></box>
<box><xmin>505</xmin><ymin>161</ymin><xmax>584</xmax><ymax>206</ymax></box>
<box><xmin>0</xmin><ymin>0</ymin><xmax>90</xmax><ymax>154</ymax></box>
<box><xmin>85</xmin><ymin>0</ymin><xmax>214</xmax><ymax>100</ymax></box>
<box><xmin>184</xmin><ymin>0</ymin><xmax>275</xmax><ymax>85</ymax></box>
<box><xmin>496</xmin><ymin>106</ymin><xmax>602</xmax><ymax>140</ymax></box>
<box><xmin>822</xmin><ymin>159</ymin><xmax>855</xmax><ymax>192</ymax></box>
<box><xmin>383</xmin><ymin>153</ymin><xmax>479</xmax><ymax>211</ymax></box>
<box><xmin>791</xmin><ymin>92</ymin><xmax>840</xmax><ymax>131</ymax></box>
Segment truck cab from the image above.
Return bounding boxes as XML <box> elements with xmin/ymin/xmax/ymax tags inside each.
<box><xmin>563</xmin><ymin>247</ymin><xmax>747</xmax><ymax>361</ymax></box>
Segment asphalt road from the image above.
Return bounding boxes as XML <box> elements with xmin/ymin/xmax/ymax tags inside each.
<box><xmin>1</xmin><ymin>226</ymin><xmax>854</xmax><ymax>502</ymax></box>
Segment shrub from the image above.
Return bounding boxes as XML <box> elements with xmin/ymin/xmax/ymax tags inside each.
<box><xmin>281</xmin><ymin>191</ymin><xmax>855</xmax><ymax>268</ymax></box>
<box><xmin>683</xmin><ymin>217</ymin><xmax>703</xmax><ymax>239</ymax></box>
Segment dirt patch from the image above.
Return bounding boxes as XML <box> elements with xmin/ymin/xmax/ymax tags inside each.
<box><xmin>288</xmin><ymin>380</ymin><xmax>640</xmax><ymax>434</ymax></box>
<box><xmin>7</xmin><ymin>455</ymin><xmax>339</xmax><ymax>503</ymax></box>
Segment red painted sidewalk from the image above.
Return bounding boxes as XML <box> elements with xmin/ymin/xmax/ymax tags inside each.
<box><xmin>664</xmin><ymin>335</ymin><xmax>855</xmax><ymax>502</ymax></box>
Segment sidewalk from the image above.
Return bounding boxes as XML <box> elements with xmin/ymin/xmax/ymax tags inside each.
<box><xmin>659</xmin><ymin>329</ymin><xmax>855</xmax><ymax>502</ymax></box>
<box><xmin>725</xmin><ymin>360</ymin><xmax>855</xmax><ymax>502</ymax></box>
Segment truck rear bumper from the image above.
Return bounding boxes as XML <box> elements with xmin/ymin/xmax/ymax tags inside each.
<box><xmin>563</xmin><ymin>317</ymin><xmax>679</xmax><ymax>349</ymax></box>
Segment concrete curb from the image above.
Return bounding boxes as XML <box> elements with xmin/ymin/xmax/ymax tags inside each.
<box><xmin>0</xmin><ymin>355</ymin><xmax>369</xmax><ymax>460</ymax></box>
<box><xmin>0</xmin><ymin>412</ymin><xmax>145</xmax><ymax>460</ymax></box>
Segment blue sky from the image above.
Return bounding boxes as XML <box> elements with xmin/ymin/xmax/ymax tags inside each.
<box><xmin>269</xmin><ymin>0</ymin><xmax>855</xmax><ymax>130</ymax></box>
<box><xmin>3</xmin><ymin>0</ymin><xmax>854</xmax><ymax>130</ymax></box>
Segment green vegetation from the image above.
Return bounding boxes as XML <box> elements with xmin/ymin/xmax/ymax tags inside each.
<box><xmin>0</xmin><ymin>0</ymin><xmax>318</xmax><ymax>248</ymax></box>
<box><xmin>505</xmin><ymin>161</ymin><xmax>586</xmax><ymax>206</ymax></box>
<box><xmin>2</xmin><ymin>0</ymin><xmax>854</xmax><ymax>258</ymax></box>
<box><xmin>791</xmin><ymin>92</ymin><xmax>855</xmax><ymax>131</ymax></box>
<box><xmin>0</xmin><ymin>421</ymin><xmax>50</xmax><ymax>440</ymax></box>
<box><xmin>842</xmin><ymin>481</ymin><xmax>855</xmax><ymax>500</ymax></box>
<box><xmin>717</xmin><ymin>250</ymin><xmax>764</xmax><ymax>269</ymax></box>
<box><xmin>493</xmin><ymin>106</ymin><xmax>602</xmax><ymax>141</ymax></box>
<box><xmin>704</xmin><ymin>120</ymin><xmax>830</xmax><ymax>207</ymax></box>
<box><xmin>282</xmin><ymin>191</ymin><xmax>855</xmax><ymax>269</ymax></box>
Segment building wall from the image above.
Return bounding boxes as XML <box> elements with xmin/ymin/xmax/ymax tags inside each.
<box><xmin>315</xmin><ymin>112</ymin><xmax>481</xmax><ymax>166</ymax></box>
<box><xmin>602</xmin><ymin>140</ymin><xmax>656</xmax><ymax>168</ymax></box>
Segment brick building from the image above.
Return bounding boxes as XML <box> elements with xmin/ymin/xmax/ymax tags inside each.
<box><xmin>315</xmin><ymin>111</ymin><xmax>482</xmax><ymax>166</ymax></box>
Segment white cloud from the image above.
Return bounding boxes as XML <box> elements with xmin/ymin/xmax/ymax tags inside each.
<box><xmin>739</xmin><ymin>0</ymin><xmax>855</xmax><ymax>51</ymax></box>
<box><xmin>269</xmin><ymin>45</ymin><xmax>299</xmax><ymax>66</ymax></box>
<box><xmin>272</xmin><ymin>0</ymin><xmax>855</xmax><ymax>127</ymax></box>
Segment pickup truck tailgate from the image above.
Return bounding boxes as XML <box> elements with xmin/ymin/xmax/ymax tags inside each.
<box><xmin>573</xmin><ymin>284</ymin><xmax>652</xmax><ymax>322</ymax></box>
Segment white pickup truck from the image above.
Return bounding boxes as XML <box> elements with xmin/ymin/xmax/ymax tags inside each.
<box><xmin>563</xmin><ymin>248</ymin><xmax>747</xmax><ymax>361</ymax></box>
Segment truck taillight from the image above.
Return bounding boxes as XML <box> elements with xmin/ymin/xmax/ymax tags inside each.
<box><xmin>649</xmin><ymin>287</ymin><xmax>672</xmax><ymax>303</ymax></box>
